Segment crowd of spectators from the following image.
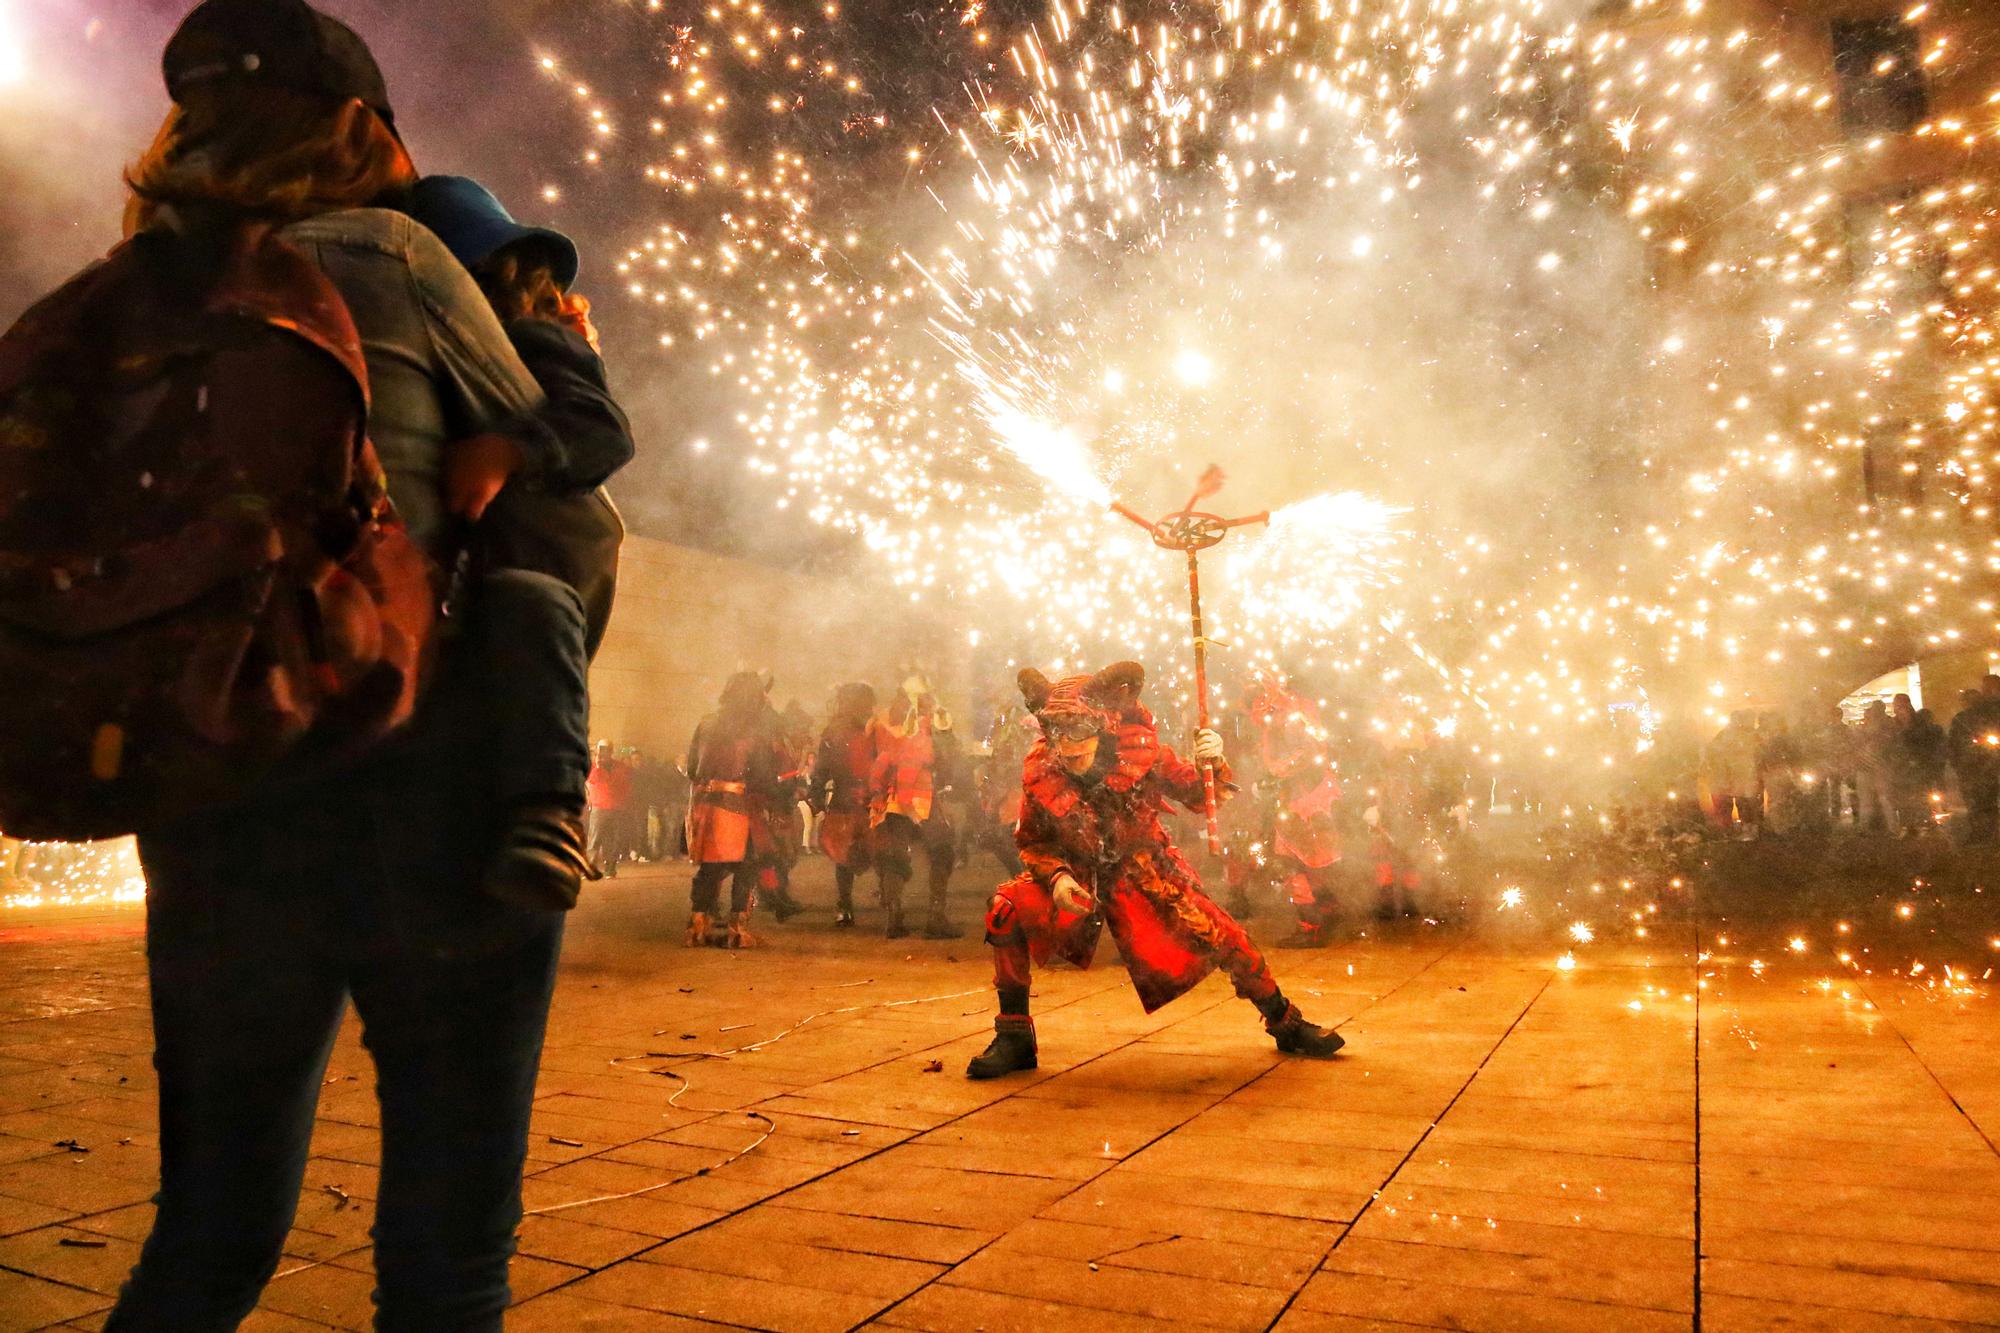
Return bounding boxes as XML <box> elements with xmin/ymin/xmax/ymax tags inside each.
<box><xmin>1700</xmin><ymin>676</ymin><xmax>2000</xmax><ymax>844</ymax></box>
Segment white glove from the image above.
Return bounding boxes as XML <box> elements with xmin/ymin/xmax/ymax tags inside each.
<box><xmin>1051</xmin><ymin>871</ymin><xmax>1096</xmax><ymax>917</ymax></box>
<box><xmin>1193</xmin><ymin>728</ymin><xmax>1225</xmax><ymax>763</ymax></box>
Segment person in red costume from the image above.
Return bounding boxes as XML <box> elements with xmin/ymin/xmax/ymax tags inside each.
<box><xmin>967</xmin><ymin>661</ymin><xmax>1347</xmax><ymax>1079</ymax></box>
<box><xmin>869</xmin><ymin>672</ymin><xmax>964</xmax><ymax>940</ymax></box>
<box><xmin>1245</xmin><ymin>674</ymin><xmax>1348</xmax><ymax>948</ymax></box>
<box><xmin>809</xmin><ymin>683</ymin><xmax>880</xmax><ymax>928</ymax></box>
<box><xmin>584</xmin><ymin>741</ymin><xmax>634</xmax><ymax>878</ymax></box>
<box><xmin>684</xmin><ymin>672</ymin><xmax>786</xmax><ymax>947</ymax></box>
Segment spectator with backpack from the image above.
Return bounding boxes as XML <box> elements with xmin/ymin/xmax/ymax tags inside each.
<box><xmin>0</xmin><ymin>2</ymin><xmax>583</xmax><ymax>1326</ymax></box>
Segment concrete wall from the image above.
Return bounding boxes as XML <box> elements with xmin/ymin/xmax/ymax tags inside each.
<box><xmin>586</xmin><ymin>536</ymin><xmax>964</xmax><ymax>761</ymax></box>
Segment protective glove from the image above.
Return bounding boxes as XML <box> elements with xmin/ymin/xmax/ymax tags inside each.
<box><xmin>1192</xmin><ymin>728</ymin><xmax>1226</xmax><ymax>763</ymax></box>
<box><xmin>1051</xmin><ymin>871</ymin><xmax>1096</xmax><ymax>918</ymax></box>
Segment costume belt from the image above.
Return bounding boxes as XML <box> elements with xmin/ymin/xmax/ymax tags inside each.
<box><xmin>698</xmin><ymin>780</ymin><xmax>748</xmax><ymax>795</ymax></box>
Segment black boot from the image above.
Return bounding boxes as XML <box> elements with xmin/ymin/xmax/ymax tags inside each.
<box><xmin>769</xmin><ymin>880</ymin><xmax>801</xmax><ymax>922</ymax></box>
<box><xmin>882</xmin><ymin>873</ymin><xmax>910</xmax><ymax>939</ymax></box>
<box><xmin>966</xmin><ymin>1014</ymin><xmax>1037</xmax><ymax>1079</ymax></box>
<box><xmin>834</xmin><ymin>870</ymin><xmax>856</xmax><ymax>927</ymax></box>
<box><xmin>1264</xmin><ymin>1000</ymin><xmax>1346</xmax><ymax>1059</ymax></box>
<box><xmin>922</xmin><ymin>866</ymin><xmax>961</xmax><ymax>939</ymax></box>
<box><xmin>484</xmin><ymin>798</ymin><xmax>599</xmax><ymax>912</ymax></box>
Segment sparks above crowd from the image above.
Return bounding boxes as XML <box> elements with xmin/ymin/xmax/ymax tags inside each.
<box><xmin>535</xmin><ymin>0</ymin><xmax>2000</xmax><ymax>771</ymax></box>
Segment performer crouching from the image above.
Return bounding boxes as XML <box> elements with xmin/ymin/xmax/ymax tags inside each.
<box><xmin>968</xmin><ymin>662</ymin><xmax>1347</xmax><ymax>1079</ymax></box>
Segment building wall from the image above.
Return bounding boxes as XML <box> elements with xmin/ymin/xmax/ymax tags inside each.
<box><xmin>586</xmin><ymin>537</ymin><xmax>965</xmax><ymax>761</ymax></box>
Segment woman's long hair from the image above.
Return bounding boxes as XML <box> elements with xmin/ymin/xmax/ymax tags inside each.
<box><xmin>124</xmin><ymin>82</ymin><xmax>414</xmax><ymax>236</ymax></box>
<box><xmin>472</xmin><ymin>249</ymin><xmax>566</xmax><ymax>324</ymax></box>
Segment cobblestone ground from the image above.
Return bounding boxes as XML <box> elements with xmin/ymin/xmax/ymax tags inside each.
<box><xmin>0</xmin><ymin>854</ymin><xmax>1997</xmax><ymax>1331</ymax></box>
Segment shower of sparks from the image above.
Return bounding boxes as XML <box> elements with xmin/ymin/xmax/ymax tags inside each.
<box><xmin>538</xmin><ymin>0</ymin><xmax>2000</xmax><ymax>770</ymax></box>
<box><xmin>1</xmin><ymin>840</ymin><xmax>145</xmax><ymax>910</ymax></box>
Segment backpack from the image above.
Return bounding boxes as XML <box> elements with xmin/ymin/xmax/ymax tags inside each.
<box><xmin>0</xmin><ymin>226</ymin><xmax>440</xmax><ymax>841</ymax></box>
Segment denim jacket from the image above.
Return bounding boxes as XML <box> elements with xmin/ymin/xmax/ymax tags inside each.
<box><xmin>279</xmin><ymin>208</ymin><xmax>560</xmax><ymax>559</ymax></box>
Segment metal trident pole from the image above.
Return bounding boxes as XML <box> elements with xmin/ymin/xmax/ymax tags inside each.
<box><xmin>1112</xmin><ymin>469</ymin><xmax>1268</xmax><ymax>854</ymax></box>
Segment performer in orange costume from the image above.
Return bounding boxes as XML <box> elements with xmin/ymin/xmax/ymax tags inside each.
<box><xmin>684</xmin><ymin>672</ymin><xmax>785</xmax><ymax>947</ymax></box>
<box><xmin>809</xmin><ymin>683</ymin><xmax>879</xmax><ymax>928</ymax></box>
<box><xmin>869</xmin><ymin>673</ymin><xmax>964</xmax><ymax>939</ymax></box>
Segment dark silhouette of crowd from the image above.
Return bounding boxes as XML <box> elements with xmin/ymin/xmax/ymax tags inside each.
<box><xmin>1700</xmin><ymin>676</ymin><xmax>2000</xmax><ymax>845</ymax></box>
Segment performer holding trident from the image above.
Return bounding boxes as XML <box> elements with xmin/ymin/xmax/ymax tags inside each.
<box><xmin>967</xmin><ymin>661</ymin><xmax>1348</xmax><ymax>1079</ymax></box>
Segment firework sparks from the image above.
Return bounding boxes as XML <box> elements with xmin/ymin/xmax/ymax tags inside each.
<box><xmin>531</xmin><ymin>0</ymin><xmax>2000</xmax><ymax>762</ymax></box>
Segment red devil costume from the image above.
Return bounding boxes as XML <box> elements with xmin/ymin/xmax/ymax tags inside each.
<box><xmin>967</xmin><ymin>662</ymin><xmax>1346</xmax><ymax>1079</ymax></box>
<box><xmin>870</xmin><ymin>674</ymin><xmax>964</xmax><ymax>939</ymax></box>
<box><xmin>685</xmin><ymin>672</ymin><xmax>786</xmax><ymax>947</ymax></box>
<box><xmin>751</xmin><ymin>700</ymin><xmax>815</xmax><ymax>922</ymax></box>
<box><xmin>809</xmin><ymin>682</ymin><xmax>879</xmax><ymax>927</ymax></box>
<box><xmin>1246</xmin><ymin>676</ymin><xmax>1346</xmax><ymax>947</ymax></box>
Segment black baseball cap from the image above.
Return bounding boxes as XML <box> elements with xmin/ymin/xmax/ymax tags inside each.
<box><xmin>163</xmin><ymin>0</ymin><xmax>397</xmax><ymax>129</ymax></box>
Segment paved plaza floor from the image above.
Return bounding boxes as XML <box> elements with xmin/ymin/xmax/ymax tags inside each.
<box><xmin>0</xmin><ymin>855</ymin><xmax>1997</xmax><ymax>1331</ymax></box>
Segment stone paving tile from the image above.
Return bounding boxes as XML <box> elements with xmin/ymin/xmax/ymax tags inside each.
<box><xmin>1318</xmin><ymin>1233</ymin><xmax>1694</xmax><ymax>1313</ymax></box>
<box><xmin>1702</xmin><ymin>1257</ymin><xmax>2000</xmax><ymax>1324</ymax></box>
<box><xmin>509</xmin><ymin>1289</ymin><xmax>743</xmax><ymax>1330</ymax></box>
<box><xmin>1174</xmin><ymin>1100</ymin><xmax>1435</xmax><ymax>1152</ymax></box>
<box><xmin>524</xmin><ymin>1191</ymin><xmax>726</xmax><ymax>1241</ymax></box>
<box><xmin>991</xmin><ymin>1218</ymin><xmax>1322</xmax><ymax>1290</ymax></box>
<box><xmin>1704</xmin><ymin>1224</ymin><xmax>2000</xmax><ymax>1288</ymax></box>
<box><xmin>256</xmin><ymin>1262</ymin><xmax>378</xmax><ymax>1329</ymax></box>
<box><xmin>1268</xmin><ymin>1315</ymin><xmax>1463</xmax><ymax>1333</ymax></box>
<box><xmin>511</xmin><ymin>1254</ymin><xmax>591</xmax><ymax>1303</ymax></box>
<box><xmin>707</xmin><ymin>1203</ymin><xmax>992</xmax><ymax>1266</ymax></box>
<box><xmin>940</xmin><ymin>1247</ymin><xmax>1291</xmax><ymax>1330</ymax></box>
<box><xmin>1037</xmin><ymin>1172</ymin><xmax>1349</xmax><ymax>1251</ymax></box>
<box><xmin>1291</xmin><ymin>1269</ymin><xmax>1689</xmax><ymax>1332</ymax></box>
<box><xmin>0</xmin><ymin>1190</ymin><xmax>69</xmax><ymax>1238</ymax></box>
<box><xmin>1351</xmin><ymin>1202</ymin><xmax>1694</xmax><ymax>1271</ymax></box>
<box><xmin>0</xmin><ymin>1264</ymin><xmax>110</xmax><ymax>1333</ymax></box>
<box><xmin>1700</xmin><ymin>1192</ymin><xmax>2000</xmax><ymax>1252</ymax></box>
<box><xmin>0</xmin><ymin>1222</ymin><xmax>143</xmax><ymax>1296</ymax></box>
<box><xmin>514</xmin><ymin>1213</ymin><xmax>660</xmax><ymax>1270</ymax></box>
<box><xmin>1701</xmin><ymin>1293</ymin><xmax>1996</xmax><ymax>1331</ymax></box>
<box><xmin>872</xmin><ymin>1282</ymin><xmax>1188</xmax><ymax>1333</ymax></box>
<box><xmin>3</xmin><ymin>876</ymin><xmax>1999</xmax><ymax>1330</ymax></box>
<box><xmin>1362</xmin><ymin>1179</ymin><xmax>1695</xmax><ymax>1239</ymax></box>
<box><xmin>778</xmin><ymin>1157</ymin><xmax>1077</xmax><ymax>1231</ymax></box>
<box><xmin>633</xmin><ymin>1229</ymin><xmax>946</xmax><ymax>1298</ymax></box>
<box><xmin>568</xmin><ymin>1258</ymin><xmax>891</xmax><ymax>1332</ymax></box>
<box><xmin>0</xmin><ymin>1156</ymin><xmax>154</xmax><ymax>1215</ymax></box>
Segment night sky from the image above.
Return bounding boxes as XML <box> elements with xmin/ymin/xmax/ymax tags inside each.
<box><xmin>0</xmin><ymin>0</ymin><xmax>925</xmax><ymax>561</ymax></box>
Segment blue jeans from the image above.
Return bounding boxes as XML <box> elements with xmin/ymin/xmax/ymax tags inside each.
<box><xmin>109</xmin><ymin>640</ymin><xmax>566</xmax><ymax>1331</ymax></box>
<box><xmin>466</xmin><ymin>569</ymin><xmax>592</xmax><ymax>807</ymax></box>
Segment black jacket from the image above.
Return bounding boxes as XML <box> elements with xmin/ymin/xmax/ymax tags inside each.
<box><xmin>476</xmin><ymin>319</ymin><xmax>631</xmax><ymax>657</ymax></box>
<box><xmin>506</xmin><ymin>319</ymin><xmax>634</xmax><ymax>491</ymax></box>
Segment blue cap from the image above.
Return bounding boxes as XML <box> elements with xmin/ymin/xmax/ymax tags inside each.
<box><xmin>407</xmin><ymin>175</ymin><xmax>579</xmax><ymax>290</ymax></box>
